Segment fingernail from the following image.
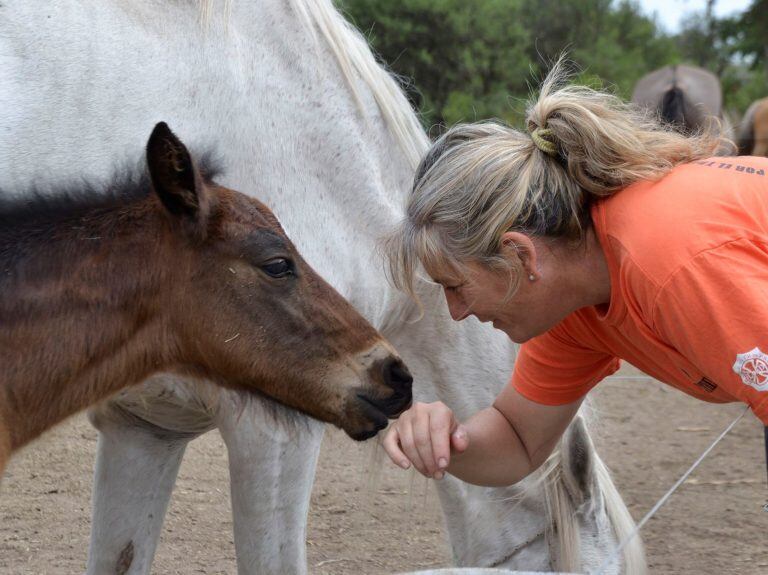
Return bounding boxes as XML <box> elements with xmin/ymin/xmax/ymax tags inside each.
<box><xmin>438</xmin><ymin>457</ymin><xmax>447</xmax><ymax>469</ymax></box>
<box><xmin>434</xmin><ymin>471</ymin><xmax>444</xmax><ymax>480</ymax></box>
<box><xmin>400</xmin><ymin>460</ymin><xmax>410</xmax><ymax>469</ymax></box>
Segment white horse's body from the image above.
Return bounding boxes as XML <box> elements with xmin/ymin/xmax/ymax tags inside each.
<box><xmin>0</xmin><ymin>1</ymin><xmax>644</xmax><ymax>573</ymax></box>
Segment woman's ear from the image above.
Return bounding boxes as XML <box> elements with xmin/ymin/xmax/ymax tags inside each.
<box><xmin>499</xmin><ymin>231</ymin><xmax>539</xmax><ymax>280</ymax></box>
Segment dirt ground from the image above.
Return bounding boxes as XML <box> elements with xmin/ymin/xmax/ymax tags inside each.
<box><xmin>2</xmin><ymin>364</ymin><xmax>767</xmax><ymax>574</ymax></box>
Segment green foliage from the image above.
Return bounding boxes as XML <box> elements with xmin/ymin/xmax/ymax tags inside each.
<box><xmin>726</xmin><ymin>0</ymin><xmax>768</xmax><ymax>72</ymax></box>
<box><xmin>336</xmin><ymin>0</ymin><xmax>532</xmax><ymax>127</ymax></box>
<box><xmin>721</xmin><ymin>67</ymin><xmax>768</xmax><ymax>116</ymax></box>
<box><xmin>336</xmin><ymin>0</ymin><xmax>767</xmax><ymax>128</ymax></box>
<box><xmin>569</xmin><ymin>0</ymin><xmax>680</xmax><ymax>100</ymax></box>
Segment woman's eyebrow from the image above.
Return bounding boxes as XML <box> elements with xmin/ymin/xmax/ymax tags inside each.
<box><xmin>432</xmin><ymin>277</ymin><xmax>464</xmax><ymax>287</ymax></box>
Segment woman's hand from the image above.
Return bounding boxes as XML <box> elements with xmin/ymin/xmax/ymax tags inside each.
<box><xmin>382</xmin><ymin>401</ymin><xmax>470</xmax><ymax>479</ymax></box>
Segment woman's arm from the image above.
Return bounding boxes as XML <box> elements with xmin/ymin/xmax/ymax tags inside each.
<box><xmin>382</xmin><ymin>384</ymin><xmax>582</xmax><ymax>487</ymax></box>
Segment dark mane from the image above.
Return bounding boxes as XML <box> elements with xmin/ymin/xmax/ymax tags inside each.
<box><xmin>0</xmin><ymin>152</ymin><xmax>221</xmax><ymax>231</ymax></box>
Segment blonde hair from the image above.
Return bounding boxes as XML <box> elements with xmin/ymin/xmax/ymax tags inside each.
<box><xmin>387</xmin><ymin>59</ymin><xmax>725</xmax><ymax>298</ymax></box>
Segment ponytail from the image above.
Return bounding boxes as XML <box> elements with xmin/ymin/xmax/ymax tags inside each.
<box><xmin>387</xmin><ymin>58</ymin><xmax>725</xmax><ymax>298</ymax></box>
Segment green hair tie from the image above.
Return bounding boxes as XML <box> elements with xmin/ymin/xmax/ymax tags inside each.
<box><xmin>530</xmin><ymin>127</ymin><xmax>558</xmax><ymax>157</ymax></box>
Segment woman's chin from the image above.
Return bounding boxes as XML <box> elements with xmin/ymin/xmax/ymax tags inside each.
<box><xmin>492</xmin><ymin>320</ymin><xmax>510</xmax><ymax>335</ymax></box>
<box><xmin>493</xmin><ymin>321</ymin><xmax>531</xmax><ymax>344</ymax></box>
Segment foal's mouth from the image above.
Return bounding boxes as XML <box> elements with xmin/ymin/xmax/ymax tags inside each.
<box><xmin>348</xmin><ymin>391</ymin><xmax>412</xmax><ymax>441</ymax></box>
<box><xmin>357</xmin><ymin>391</ymin><xmax>412</xmax><ymax>419</ymax></box>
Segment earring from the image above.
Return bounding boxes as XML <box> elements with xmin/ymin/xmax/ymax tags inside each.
<box><xmin>528</xmin><ymin>274</ymin><xmax>535</xmax><ymax>281</ymax></box>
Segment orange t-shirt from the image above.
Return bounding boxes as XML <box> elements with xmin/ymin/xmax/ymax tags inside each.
<box><xmin>512</xmin><ymin>156</ymin><xmax>768</xmax><ymax>424</ymax></box>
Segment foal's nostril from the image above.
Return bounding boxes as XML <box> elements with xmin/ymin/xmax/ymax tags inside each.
<box><xmin>382</xmin><ymin>358</ymin><xmax>413</xmax><ymax>394</ymax></box>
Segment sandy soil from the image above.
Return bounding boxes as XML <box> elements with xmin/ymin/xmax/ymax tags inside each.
<box><xmin>2</xmin><ymin>365</ymin><xmax>767</xmax><ymax>574</ymax></box>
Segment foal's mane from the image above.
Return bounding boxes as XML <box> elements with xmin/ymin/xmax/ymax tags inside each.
<box><xmin>0</xmin><ymin>169</ymin><xmax>150</xmax><ymax>232</ymax></box>
<box><xmin>0</xmin><ymin>154</ymin><xmax>220</xmax><ymax>232</ymax></box>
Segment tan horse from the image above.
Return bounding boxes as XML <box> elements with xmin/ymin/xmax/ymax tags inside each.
<box><xmin>0</xmin><ymin>122</ymin><xmax>412</xmax><ymax>476</ymax></box>
<box><xmin>736</xmin><ymin>97</ymin><xmax>768</xmax><ymax>157</ymax></box>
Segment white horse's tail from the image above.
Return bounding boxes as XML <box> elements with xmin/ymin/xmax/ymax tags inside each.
<box><xmin>539</xmin><ymin>416</ymin><xmax>646</xmax><ymax>574</ymax></box>
<box><xmin>592</xmin><ymin>451</ymin><xmax>647</xmax><ymax>574</ymax></box>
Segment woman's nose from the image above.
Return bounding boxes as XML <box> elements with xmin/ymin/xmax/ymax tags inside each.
<box><xmin>444</xmin><ymin>290</ymin><xmax>469</xmax><ymax>321</ymax></box>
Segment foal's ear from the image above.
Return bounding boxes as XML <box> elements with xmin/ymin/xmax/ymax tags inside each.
<box><xmin>146</xmin><ymin>122</ymin><xmax>211</xmax><ymax>240</ymax></box>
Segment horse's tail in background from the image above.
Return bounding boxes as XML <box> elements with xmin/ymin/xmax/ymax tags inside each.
<box><xmin>661</xmin><ymin>87</ymin><xmax>687</xmax><ymax>129</ymax></box>
<box><xmin>538</xmin><ymin>415</ymin><xmax>647</xmax><ymax>574</ymax></box>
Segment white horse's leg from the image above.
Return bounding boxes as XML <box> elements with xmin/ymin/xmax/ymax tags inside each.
<box><xmin>216</xmin><ymin>397</ymin><xmax>325</xmax><ymax>575</ymax></box>
<box><xmin>382</xmin><ymin>290</ymin><xmax>552</xmax><ymax>569</ymax></box>
<box><xmin>86</xmin><ymin>377</ymin><xmax>219</xmax><ymax>575</ymax></box>
<box><xmin>86</xmin><ymin>403</ymin><xmax>193</xmax><ymax>575</ymax></box>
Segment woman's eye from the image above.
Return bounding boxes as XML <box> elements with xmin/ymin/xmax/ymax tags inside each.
<box><xmin>261</xmin><ymin>258</ymin><xmax>293</xmax><ymax>278</ymax></box>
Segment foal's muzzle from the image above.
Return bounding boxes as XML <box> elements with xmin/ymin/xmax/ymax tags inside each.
<box><xmin>347</xmin><ymin>356</ymin><xmax>413</xmax><ymax>441</ymax></box>
<box><xmin>382</xmin><ymin>357</ymin><xmax>413</xmax><ymax>397</ymax></box>
<box><xmin>372</xmin><ymin>356</ymin><xmax>413</xmax><ymax>416</ymax></box>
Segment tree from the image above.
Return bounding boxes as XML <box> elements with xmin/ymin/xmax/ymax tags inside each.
<box><xmin>337</xmin><ymin>0</ymin><xmax>532</xmax><ymax>127</ymax></box>
<box><xmin>722</xmin><ymin>0</ymin><xmax>768</xmax><ymax>75</ymax></box>
<box><xmin>337</xmin><ymin>0</ymin><xmax>760</xmax><ymax>127</ymax></box>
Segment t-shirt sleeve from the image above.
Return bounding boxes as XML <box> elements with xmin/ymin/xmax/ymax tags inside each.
<box><xmin>512</xmin><ymin>318</ymin><xmax>621</xmax><ymax>405</ymax></box>
<box><xmin>652</xmin><ymin>238</ymin><xmax>768</xmax><ymax>424</ymax></box>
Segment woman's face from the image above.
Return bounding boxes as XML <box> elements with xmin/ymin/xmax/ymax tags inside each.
<box><xmin>432</xmin><ymin>261</ymin><xmax>552</xmax><ymax>343</ymax></box>
<box><xmin>432</xmin><ymin>240</ymin><xmax>594</xmax><ymax>343</ymax></box>
<box><xmin>430</xmin><ymin>230</ymin><xmax>610</xmax><ymax>343</ymax></box>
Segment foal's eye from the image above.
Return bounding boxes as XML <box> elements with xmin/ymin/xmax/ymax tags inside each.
<box><xmin>261</xmin><ymin>258</ymin><xmax>294</xmax><ymax>278</ymax></box>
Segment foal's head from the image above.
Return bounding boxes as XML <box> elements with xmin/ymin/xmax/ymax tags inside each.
<box><xmin>147</xmin><ymin>123</ymin><xmax>412</xmax><ymax>440</ymax></box>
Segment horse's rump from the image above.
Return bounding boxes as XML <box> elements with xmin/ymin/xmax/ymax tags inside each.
<box><xmin>632</xmin><ymin>64</ymin><xmax>722</xmax><ymax>132</ymax></box>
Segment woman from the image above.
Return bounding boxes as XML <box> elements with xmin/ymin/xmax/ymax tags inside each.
<box><xmin>383</xmin><ymin>62</ymin><xmax>768</xmax><ymax>487</ymax></box>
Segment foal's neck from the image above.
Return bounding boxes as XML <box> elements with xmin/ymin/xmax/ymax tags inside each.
<box><xmin>0</xmin><ymin>191</ymin><xmax>176</xmax><ymax>451</ymax></box>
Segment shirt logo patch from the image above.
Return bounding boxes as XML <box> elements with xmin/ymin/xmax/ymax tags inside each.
<box><xmin>732</xmin><ymin>347</ymin><xmax>768</xmax><ymax>391</ymax></box>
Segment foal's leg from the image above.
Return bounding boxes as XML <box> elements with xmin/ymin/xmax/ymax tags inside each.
<box><xmin>216</xmin><ymin>396</ymin><xmax>325</xmax><ymax>575</ymax></box>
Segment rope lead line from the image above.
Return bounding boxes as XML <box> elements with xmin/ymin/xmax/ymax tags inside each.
<box><xmin>594</xmin><ymin>405</ymin><xmax>750</xmax><ymax>575</ymax></box>
<box><xmin>763</xmin><ymin>426</ymin><xmax>768</xmax><ymax>512</ymax></box>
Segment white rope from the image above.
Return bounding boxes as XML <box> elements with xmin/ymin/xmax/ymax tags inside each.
<box><xmin>593</xmin><ymin>404</ymin><xmax>750</xmax><ymax>575</ymax></box>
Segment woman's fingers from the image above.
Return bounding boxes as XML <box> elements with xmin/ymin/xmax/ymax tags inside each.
<box><xmin>382</xmin><ymin>425</ymin><xmax>410</xmax><ymax>470</ymax></box>
<box><xmin>383</xmin><ymin>402</ymin><xmax>458</xmax><ymax>480</ymax></box>
<box><xmin>396</xmin><ymin>416</ymin><xmax>429</xmax><ymax>476</ymax></box>
<box><xmin>429</xmin><ymin>406</ymin><xmax>454</xmax><ymax>479</ymax></box>
<box><xmin>451</xmin><ymin>424</ymin><xmax>470</xmax><ymax>453</ymax></box>
<box><xmin>412</xmin><ymin>406</ymin><xmax>437</xmax><ymax>477</ymax></box>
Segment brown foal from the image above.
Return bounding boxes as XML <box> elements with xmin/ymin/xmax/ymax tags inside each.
<box><xmin>0</xmin><ymin>122</ymin><xmax>412</xmax><ymax>476</ymax></box>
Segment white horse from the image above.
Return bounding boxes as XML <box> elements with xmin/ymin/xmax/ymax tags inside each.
<box><xmin>0</xmin><ymin>1</ymin><xmax>645</xmax><ymax>573</ymax></box>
